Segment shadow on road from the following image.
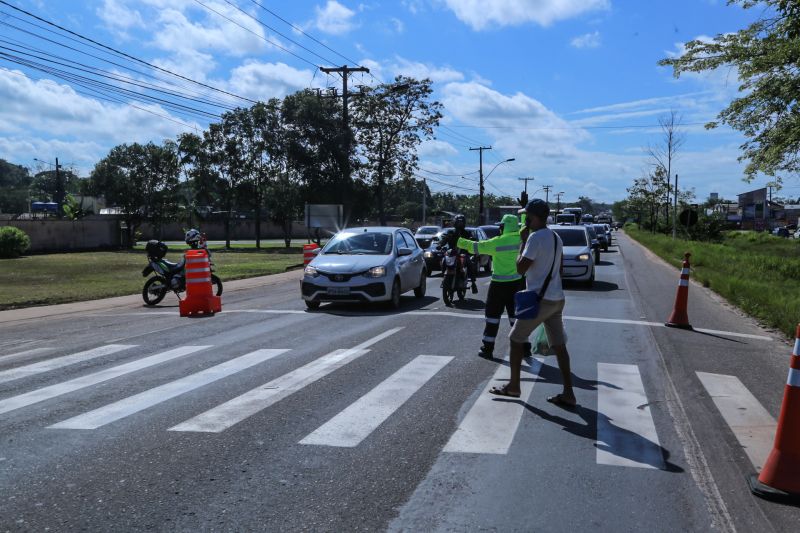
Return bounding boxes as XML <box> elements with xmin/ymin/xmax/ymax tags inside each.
<box><xmin>310</xmin><ymin>295</ymin><xmax>441</xmax><ymax>317</ymax></box>
<box><xmin>565</xmin><ymin>281</ymin><xmax>620</xmax><ymax>292</ymax></box>
<box><xmin>494</xmin><ymin>398</ymin><xmax>684</xmax><ymax>472</ymax></box>
<box><xmin>595</xmin><ymin>260</ymin><xmax>615</xmax><ymax>266</ymax></box>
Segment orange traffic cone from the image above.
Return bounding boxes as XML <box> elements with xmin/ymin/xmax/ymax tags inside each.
<box><xmin>179</xmin><ymin>249</ymin><xmax>221</xmax><ymax>317</ymax></box>
<box><xmin>665</xmin><ymin>252</ymin><xmax>693</xmax><ymax>330</ymax></box>
<box><xmin>749</xmin><ymin>324</ymin><xmax>800</xmax><ymax>502</ymax></box>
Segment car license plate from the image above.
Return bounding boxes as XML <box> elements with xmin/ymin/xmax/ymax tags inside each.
<box><xmin>327</xmin><ymin>287</ymin><xmax>350</xmax><ymax>296</ymax></box>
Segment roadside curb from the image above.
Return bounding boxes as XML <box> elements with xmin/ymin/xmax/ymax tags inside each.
<box><xmin>0</xmin><ymin>270</ymin><xmax>302</xmax><ymax>325</ymax></box>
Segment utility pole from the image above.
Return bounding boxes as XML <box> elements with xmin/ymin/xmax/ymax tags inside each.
<box><xmin>421</xmin><ymin>177</ymin><xmax>427</xmax><ymax>224</ymax></box>
<box><xmin>518</xmin><ymin>177</ymin><xmax>535</xmax><ymax>195</ymax></box>
<box><xmin>555</xmin><ymin>192</ymin><xmax>565</xmax><ymax>214</ymax></box>
<box><xmin>542</xmin><ymin>185</ymin><xmax>553</xmax><ymax>204</ymax></box>
<box><xmin>672</xmin><ymin>174</ymin><xmax>678</xmax><ymax>239</ymax></box>
<box><xmin>319</xmin><ymin>65</ymin><xmax>370</xmax><ymax>213</ymax></box>
<box><xmin>469</xmin><ymin>146</ymin><xmax>492</xmax><ymax>224</ymax></box>
<box><xmin>54</xmin><ymin>157</ymin><xmax>64</xmax><ymax>218</ymax></box>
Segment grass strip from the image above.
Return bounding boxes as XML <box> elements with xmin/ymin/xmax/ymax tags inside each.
<box><xmin>626</xmin><ymin>226</ymin><xmax>800</xmax><ymax>340</ymax></box>
<box><xmin>0</xmin><ymin>246</ymin><xmax>302</xmax><ymax>310</ymax></box>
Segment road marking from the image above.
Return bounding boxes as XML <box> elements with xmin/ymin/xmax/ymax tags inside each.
<box><xmin>696</xmin><ymin>372</ymin><xmax>776</xmax><ymax>472</ymax></box>
<box><xmin>0</xmin><ymin>345</ymin><xmax>136</xmax><ymax>384</ymax></box>
<box><xmin>0</xmin><ymin>346</ymin><xmax>209</xmax><ymax>416</ymax></box>
<box><xmin>0</xmin><ymin>347</ymin><xmax>53</xmax><ymax>365</ymax></box>
<box><xmin>118</xmin><ymin>308</ymin><xmax>773</xmax><ymax>342</ymax></box>
<box><xmin>596</xmin><ymin>363</ymin><xmax>665</xmax><ymax>469</ymax></box>
<box><xmin>49</xmin><ymin>349</ymin><xmax>288</xmax><ymax>430</ymax></box>
<box><xmin>443</xmin><ymin>358</ymin><xmax>541</xmax><ymax>454</ymax></box>
<box><xmin>169</xmin><ymin>328</ymin><xmax>403</xmax><ymax>433</ymax></box>
<box><xmin>300</xmin><ymin>355</ymin><xmax>452</xmax><ymax>447</ymax></box>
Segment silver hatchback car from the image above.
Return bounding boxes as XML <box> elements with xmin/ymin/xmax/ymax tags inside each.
<box><xmin>301</xmin><ymin>227</ymin><xmax>427</xmax><ymax>309</ymax></box>
<box><xmin>550</xmin><ymin>225</ymin><xmax>595</xmax><ymax>287</ymax></box>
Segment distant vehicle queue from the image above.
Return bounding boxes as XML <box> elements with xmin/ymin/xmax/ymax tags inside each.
<box><xmin>301</xmin><ymin>209</ymin><xmax>617</xmax><ymax>309</ymax></box>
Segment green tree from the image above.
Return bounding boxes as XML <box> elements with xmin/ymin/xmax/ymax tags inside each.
<box><xmin>29</xmin><ymin>169</ymin><xmax>81</xmax><ymax>202</ymax></box>
<box><xmin>352</xmin><ymin>76</ymin><xmax>443</xmax><ymax>225</ymax></box>
<box><xmin>627</xmin><ymin>167</ymin><xmax>671</xmax><ymax>232</ymax></box>
<box><xmin>659</xmin><ymin>1</ymin><xmax>800</xmax><ymax>181</ymax></box>
<box><xmin>89</xmin><ymin>141</ymin><xmax>180</xmax><ymax>245</ymax></box>
<box><xmin>0</xmin><ymin>159</ymin><xmax>31</xmax><ymax>214</ymax></box>
<box><xmin>282</xmin><ymin>90</ymin><xmax>350</xmax><ymax>210</ymax></box>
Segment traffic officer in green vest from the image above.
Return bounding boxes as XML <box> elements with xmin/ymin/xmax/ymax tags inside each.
<box><xmin>457</xmin><ymin>213</ymin><xmax>532</xmax><ymax>359</ymax></box>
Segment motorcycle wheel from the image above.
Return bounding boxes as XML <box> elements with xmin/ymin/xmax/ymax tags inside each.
<box><xmin>212</xmin><ymin>274</ymin><xmax>223</xmax><ymax>296</ymax></box>
<box><xmin>142</xmin><ymin>276</ymin><xmax>168</xmax><ymax>306</ymax></box>
<box><xmin>441</xmin><ymin>276</ymin><xmax>453</xmax><ymax>306</ymax></box>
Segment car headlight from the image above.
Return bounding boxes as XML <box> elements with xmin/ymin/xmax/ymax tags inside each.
<box><xmin>304</xmin><ymin>265</ymin><xmax>319</xmax><ymax>277</ymax></box>
<box><xmin>424</xmin><ymin>251</ymin><xmax>433</xmax><ymax>258</ymax></box>
<box><xmin>367</xmin><ymin>266</ymin><xmax>386</xmax><ymax>278</ymax></box>
<box><xmin>577</xmin><ymin>253</ymin><xmax>591</xmax><ymax>261</ymax></box>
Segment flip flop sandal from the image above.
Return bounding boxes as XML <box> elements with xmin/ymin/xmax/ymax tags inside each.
<box><xmin>489</xmin><ymin>385</ymin><xmax>521</xmax><ymax>398</ymax></box>
<box><xmin>547</xmin><ymin>394</ymin><xmax>577</xmax><ymax>408</ymax></box>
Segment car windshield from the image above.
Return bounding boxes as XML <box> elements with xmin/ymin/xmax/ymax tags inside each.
<box><xmin>585</xmin><ymin>226</ymin><xmax>597</xmax><ymax>238</ymax></box>
<box><xmin>322</xmin><ymin>231</ymin><xmax>394</xmax><ymax>255</ymax></box>
<box><xmin>481</xmin><ymin>226</ymin><xmax>501</xmax><ymax>238</ymax></box>
<box><xmin>416</xmin><ymin>227</ymin><xmax>439</xmax><ymax>235</ymax></box>
<box><xmin>553</xmin><ymin>229</ymin><xmax>588</xmax><ymax>247</ymax></box>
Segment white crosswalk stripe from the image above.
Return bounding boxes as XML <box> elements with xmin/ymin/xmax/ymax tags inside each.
<box><xmin>49</xmin><ymin>349</ymin><xmax>289</xmax><ymax>430</ymax></box>
<box><xmin>596</xmin><ymin>363</ymin><xmax>664</xmax><ymax>469</ymax></box>
<box><xmin>696</xmin><ymin>372</ymin><xmax>776</xmax><ymax>472</ymax></box>
<box><xmin>169</xmin><ymin>328</ymin><xmax>403</xmax><ymax>433</ymax></box>
<box><xmin>443</xmin><ymin>357</ymin><xmax>542</xmax><ymax>455</ymax></box>
<box><xmin>301</xmin><ymin>355</ymin><xmax>453</xmax><ymax>447</ymax></box>
<box><xmin>0</xmin><ymin>347</ymin><xmax>54</xmax><ymax>365</ymax></box>
<box><xmin>0</xmin><ymin>344</ymin><xmax>136</xmax><ymax>384</ymax></box>
<box><xmin>0</xmin><ymin>345</ymin><xmax>209</xmax><ymax>416</ymax></box>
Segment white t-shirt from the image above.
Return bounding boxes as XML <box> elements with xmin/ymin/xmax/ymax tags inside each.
<box><xmin>521</xmin><ymin>227</ymin><xmax>564</xmax><ymax>302</ymax></box>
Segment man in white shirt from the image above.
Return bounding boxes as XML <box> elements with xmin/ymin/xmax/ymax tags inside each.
<box><xmin>490</xmin><ymin>199</ymin><xmax>576</xmax><ymax>407</ymax></box>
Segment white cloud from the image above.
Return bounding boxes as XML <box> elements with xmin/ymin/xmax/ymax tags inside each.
<box><xmin>391</xmin><ymin>17</ymin><xmax>405</xmax><ymax>34</ymax></box>
<box><xmin>226</xmin><ymin>62</ymin><xmax>317</xmax><ymax>100</ymax></box>
<box><xmin>389</xmin><ymin>57</ymin><xmax>464</xmax><ymax>83</ymax></box>
<box><xmin>97</xmin><ymin>0</ymin><xmax>144</xmax><ymax>32</ymax></box>
<box><xmin>441</xmin><ymin>82</ymin><xmax>589</xmax><ymax>159</ymax></box>
<box><xmin>0</xmin><ymin>68</ymin><xmax>196</xmax><ymax>173</ymax></box>
<box><xmin>443</xmin><ymin>0</ymin><xmax>609</xmax><ymax>31</ymax></box>
<box><xmin>312</xmin><ymin>1</ymin><xmax>357</xmax><ymax>35</ymax></box>
<box><xmin>418</xmin><ymin>139</ymin><xmax>459</xmax><ymax>158</ymax></box>
<box><xmin>570</xmin><ymin>30</ymin><xmax>601</xmax><ymax>49</ymax></box>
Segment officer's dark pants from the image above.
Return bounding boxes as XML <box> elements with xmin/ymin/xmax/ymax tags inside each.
<box><xmin>482</xmin><ymin>278</ymin><xmax>530</xmax><ymax>354</ymax></box>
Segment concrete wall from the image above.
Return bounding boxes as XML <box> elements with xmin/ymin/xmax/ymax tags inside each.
<box><xmin>137</xmin><ymin>220</ymin><xmax>312</xmax><ymax>241</ymax></box>
<box><xmin>0</xmin><ymin>218</ymin><xmax>122</xmax><ymax>252</ymax></box>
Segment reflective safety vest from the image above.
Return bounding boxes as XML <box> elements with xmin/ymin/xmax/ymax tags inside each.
<box><xmin>457</xmin><ymin>213</ymin><xmax>523</xmax><ymax>283</ymax></box>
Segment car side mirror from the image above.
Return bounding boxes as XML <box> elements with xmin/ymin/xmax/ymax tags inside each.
<box><xmin>398</xmin><ymin>247</ymin><xmax>413</xmax><ymax>257</ymax></box>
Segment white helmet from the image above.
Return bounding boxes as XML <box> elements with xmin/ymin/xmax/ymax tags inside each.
<box><xmin>185</xmin><ymin>228</ymin><xmax>202</xmax><ymax>247</ymax></box>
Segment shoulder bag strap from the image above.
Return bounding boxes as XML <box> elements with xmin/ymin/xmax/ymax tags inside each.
<box><xmin>538</xmin><ymin>232</ymin><xmax>559</xmax><ymax>298</ymax></box>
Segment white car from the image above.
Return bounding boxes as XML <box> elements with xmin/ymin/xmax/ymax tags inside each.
<box><xmin>301</xmin><ymin>227</ymin><xmax>427</xmax><ymax>309</ymax></box>
<box><xmin>550</xmin><ymin>225</ymin><xmax>596</xmax><ymax>286</ymax></box>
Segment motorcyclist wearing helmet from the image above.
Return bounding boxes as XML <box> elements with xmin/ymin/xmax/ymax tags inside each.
<box><xmin>185</xmin><ymin>228</ymin><xmax>210</xmax><ymax>258</ymax></box>
<box><xmin>444</xmin><ymin>214</ymin><xmax>478</xmax><ymax>293</ymax></box>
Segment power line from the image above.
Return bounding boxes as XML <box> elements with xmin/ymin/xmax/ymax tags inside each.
<box><xmin>448</xmin><ymin>122</ymin><xmax>709</xmax><ymax>131</ymax></box>
<box><xmin>418</xmin><ymin>167</ymin><xmax>480</xmax><ymax>177</ymax></box>
<box><xmin>219</xmin><ymin>0</ymin><xmax>336</xmax><ymax>66</ymax></box>
<box><xmin>245</xmin><ymin>0</ymin><xmax>360</xmax><ymax>66</ymax></box>
<box><xmin>190</xmin><ymin>0</ymin><xmax>320</xmax><ymax>69</ymax></box>
<box><xmin>0</xmin><ymin>0</ymin><xmax>256</xmax><ymax>104</ymax></box>
<box><xmin>0</xmin><ymin>40</ymin><xmax>229</xmax><ymax>116</ymax></box>
<box><xmin>0</xmin><ymin>18</ymin><xmax>240</xmax><ymax>110</ymax></box>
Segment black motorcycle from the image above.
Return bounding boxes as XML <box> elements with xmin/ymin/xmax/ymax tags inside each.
<box><xmin>440</xmin><ymin>246</ymin><xmax>468</xmax><ymax>306</ymax></box>
<box><xmin>141</xmin><ymin>240</ymin><xmax>223</xmax><ymax>306</ymax></box>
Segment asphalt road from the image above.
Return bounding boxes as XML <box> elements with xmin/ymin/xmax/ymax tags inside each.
<box><xmin>0</xmin><ymin>232</ymin><xmax>798</xmax><ymax>532</ymax></box>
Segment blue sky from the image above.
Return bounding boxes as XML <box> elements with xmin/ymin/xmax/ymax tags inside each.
<box><xmin>0</xmin><ymin>0</ymin><xmax>782</xmax><ymax>203</ymax></box>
